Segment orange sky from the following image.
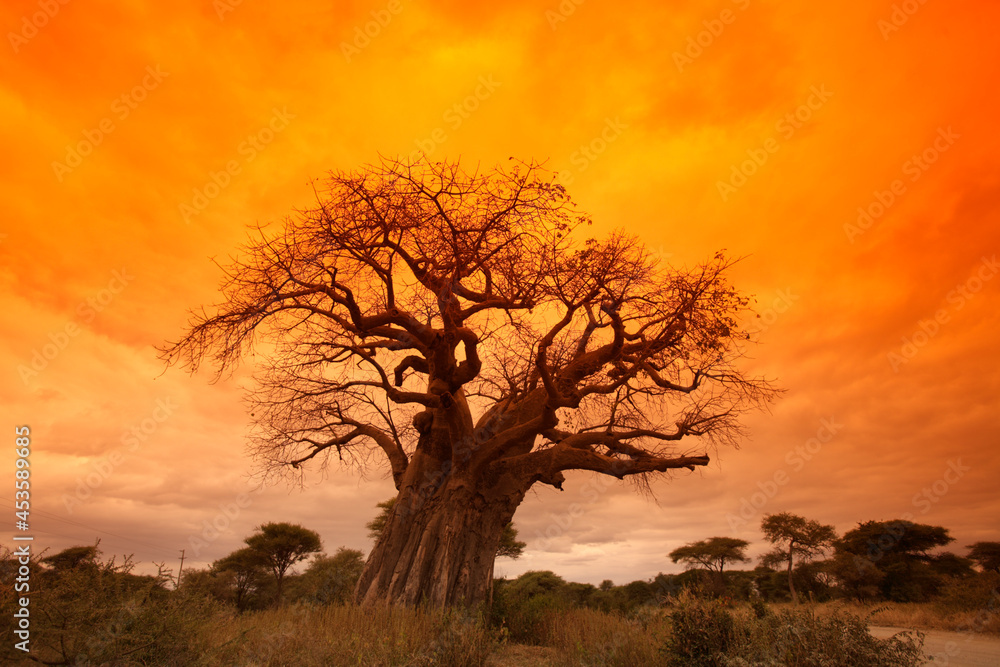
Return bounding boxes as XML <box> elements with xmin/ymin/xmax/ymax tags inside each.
<box><xmin>2</xmin><ymin>0</ymin><xmax>999</xmax><ymax>585</ymax></box>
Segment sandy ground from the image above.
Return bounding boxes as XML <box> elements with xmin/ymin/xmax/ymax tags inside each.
<box><xmin>871</xmin><ymin>627</ymin><xmax>1000</xmax><ymax>666</ymax></box>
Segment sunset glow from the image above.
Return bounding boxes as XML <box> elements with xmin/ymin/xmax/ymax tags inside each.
<box><xmin>2</xmin><ymin>0</ymin><xmax>999</xmax><ymax>586</ymax></box>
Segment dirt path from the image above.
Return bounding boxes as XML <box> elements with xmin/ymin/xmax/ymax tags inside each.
<box><xmin>871</xmin><ymin>627</ymin><xmax>1000</xmax><ymax>666</ymax></box>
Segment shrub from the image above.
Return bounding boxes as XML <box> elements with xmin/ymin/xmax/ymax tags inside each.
<box><xmin>662</xmin><ymin>592</ymin><xmax>735</xmax><ymax>666</ymax></box>
<box><xmin>0</xmin><ymin>545</ymin><xmax>221</xmax><ymax>665</ymax></box>
<box><xmin>491</xmin><ymin>571</ymin><xmax>573</xmax><ymax>643</ymax></box>
<box><xmin>659</xmin><ymin>594</ymin><xmax>927</xmax><ymax>667</ymax></box>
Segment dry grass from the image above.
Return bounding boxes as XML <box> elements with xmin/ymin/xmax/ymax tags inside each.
<box><xmin>485</xmin><ymin>644</ymin><xmax>560</xmax><ymax>667</ymax></box>
<box><xmin>196</xmin><ymin>603</ymin><xmax>498</xmax><ymax>667</ymax></box>
<box><xmin>770</xmin><ymin>600</ymin><xmax>1000</xmax><ymax>636</ymax></box>
<box><xmin>540</xmin><ymin>607</ymin><xmax>668</xmax><ymax>667</ymax></box>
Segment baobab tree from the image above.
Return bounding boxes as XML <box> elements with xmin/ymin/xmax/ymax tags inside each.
<box><xmin>367</xmin><ymin>497</ymin><xmax>525</xmax><ymax>559</ymax></box>
<box><xmin>162</xmin><ymin>157</ymin><xmax>774</xmax><ymax>607</ymax></box>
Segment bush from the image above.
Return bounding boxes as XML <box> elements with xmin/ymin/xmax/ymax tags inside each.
<box><xmin>659</xmin><ymin>594</ymin><xmax>927</xmax><ymax>667</ymax></box>
<box><xmin>662</xmin><ymin>592</ymin><xmax>736</xmax><ymax>666</ymax></box>
<box><xmin>491</xmin><ymin>571</ymin><xmax>573</xmax><ymax>643</ymax></box>
<box><xmin>0</xmin><ymin>545</ymin><xmax>221</xmax><ymax>665</ymax></box>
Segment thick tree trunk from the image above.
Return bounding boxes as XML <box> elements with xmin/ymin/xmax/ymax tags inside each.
<box><xmin>354</xmin><ymin>476</ymin><xmax>522</xmax><ymax>606</ymax></box>
<box><xmin>352</xmin><ymin>376</ymin><xmax>548</xmax><ymax>607</ymax></box>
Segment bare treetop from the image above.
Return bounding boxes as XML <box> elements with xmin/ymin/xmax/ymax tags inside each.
<box><xmin>163</xmin><ymin>156</ymin><xmax>771</xmax><ymax>490</ymax></box>
<box><xmin>162</xmin><ymin>155</ymin><xmax>775</xmax><ymax>605</ymax></box>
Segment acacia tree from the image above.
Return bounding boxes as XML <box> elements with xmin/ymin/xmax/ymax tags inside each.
<box><xmin>833</xmin><ymin>520</ymin><xmax>954</xmax><ymax>602</ymax></box>
<box><xmin>669</xmin><ymin>536</ymin><xmax>750</xmax><ymax>589</ymax></box>
<box><xmin>213</xmin><ymin>546</ymin><xmax>267</xmax><ymax>611</ymax></box>
<box><xmin>967</xmin><ymin>542</ymin><xmax>1000</xmax><ymax>573</ymax></box>
<box><xmin>669</xmin><ymin>537</ymin><xmax>750</xmax><ymax>574</ymax></box>
<box><xmin>760</xmin><ymin>512</ymin><xmax>836</xmax><ymax>604</ymax></box>
<box><xmin>162</xmin><ymin>157</ymin><xmax>774</xmax><ymax>607</ymax></box>
<box><xmin>244</xmin><ymin>522</ymin><xmax>322</xmax><ymax>606</ymax></box>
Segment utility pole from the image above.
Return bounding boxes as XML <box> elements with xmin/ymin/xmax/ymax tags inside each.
<box><xmin>177</xmin><ymin>549</ymin><xmax>186</xmax><ymax>589</ymax></box>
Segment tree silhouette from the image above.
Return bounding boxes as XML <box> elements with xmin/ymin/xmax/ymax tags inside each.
<box><xmin>243</xmin><ymin>522</ymin><xmax>322</xmax><ymax>606</ymax></box>
<box><xmin>162</xmin><ymin>157</ymin><xmax>774</xmax><ymax>606</ymax></box>
<box><xmin>41</xmin><ymin>544</ymin><xmax>100</xmax><ymax>572</ymax></box>
<box><xmin>669</xmin><ymin>536</ymin><xmax>750</xmax><ymax>590</ymax></box>
<box><xmin>967</xmin><ymin>541</ymin><xmax>1000</xmax><ymax>573</ymax></box>
<box><xmin>294</xmin><ymin>547</ymin><xmax>366</xmax><ymax>605</ymax></box>
<box><xmin>832</xmin><ymin>519</ymin><xmax>953</xmax><ymax>602</ymax></box>
<box><xmin>213</xmin><ymin>546</ymin><xmax>267</xmax><ymax>611</ymax></box>
<box><xmin>760</xmin><ymin>512</ymin><xmax>836</xmax><ymax>604</ymax></box>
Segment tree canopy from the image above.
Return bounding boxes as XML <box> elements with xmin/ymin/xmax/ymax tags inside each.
<box><xmin>213</xmin><ymin>546</ymin><xmax>268</xmax><ymax>611</ymax></box>
<box><xmin>162</xmin><ymin>156</ymin><xmax>775</xmax><ymax>606</ymax></box>
<box><xmin>243</xmin><ymin>522</ymin><xmax>322</xmax><ymax>605</ymax></box>
<box><xmin>760</xmin><ymin>512</ymin><xmax>837</xmax><ymax>603</ymax></box>
<box><xmin>832</xmin><ymin>520</ymin><xmax>955</xmax><ymax>602</ymax></box>
<box><xmin>669</xmin><ymin>536</ymin><xmax>751</xmax><ymax>574</ymax></box>
<box><xmin>967</xmin><ymin>541</ymin><xmax>1000</xmax><ymax>573</ymax></box>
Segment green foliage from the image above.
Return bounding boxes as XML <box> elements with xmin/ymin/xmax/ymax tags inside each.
<box><xmin>0</xmin><ymin>544</ymin><xmax>220</xmax><ymax>666</ymax></box>
<box><xmin>491</xmin><ymin>571</ymin><xmax>572</xmax><ymax>642</ymax></box>
<box><xmin>934</xmin><ymin>570</ymin><xmax>1000</xmax><ymax>613</ymax></box>
<box><xmin>660</xmin><ymin>593</ymin><xmax>927</xmax><ymax>667</ymax></box>
<box><xmin>834</xmin><ymin>520</ymin><xmax>955</xmax><ymax>602</ymax></box>
<box><xmin>213</xmin><ymin>545</ymin><xmax>271</xmax><ymax>611</ymax></box>
<box><xmin>662</xmin><ymin>592</ymin><xmax>736</xmax><ymax>666</ymax></box>
<box><xmin>365</xmin><ymin>498</ymin><xmax>396</xmax><ymax>539</ymax></box>
<box><xmin>496</xmin><ymin>523</ymin><xmax>528</xmax><ymax>560</ymax></box>
<box><xmin>287</xmin><ymin>547</ymin><xmax>365</xmax><ymax>605</ymax></box>
<box><xmin>760</xmin><ymin>512</ymin><xmax>837</xmax><ymax>603</ymax></box>
<box><xmin>41</xmin><ymin>544</ymin><xmax>100</xmax><ymax>571</ymax></box>
<box><xmin>244</xmin><ymin>522</ymin><xmax>323</xmax><ymax>605</ymax></box>
<box><xmin>669</xmin><ymin>537</ymin><xmax>751</xmax><ymax>573</ymax></box>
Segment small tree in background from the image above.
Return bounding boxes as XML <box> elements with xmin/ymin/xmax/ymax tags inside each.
<box><xmin>833</xmin><ymin>519</ymin><xmax>953</xmax><ymax>602</ymax></box>
<box><xmin>213</xmin><ymin>546</ymin><xmax>269</xmax><ymax>611</ymax></box>
<box><xmin>244</xmin><ymin>522</ymin><xmax>322</xmax><ymax>606</ymax></box>
<box><xmin>41</xmin><ymin>544</ymin><xmax>100</xmax><ymax>572</ymax></box>
<box><xmin>760</xmin><ymin>512</ymin><xmax>836</xmax><ymax>604</ymax></box>
<box><xmin>669</xmin><ymin>536</ymin><xmax>750</xmax><ymax>592</ymax></box>
<box><xmin>292</xmin><ymin>547</ymin><xmax>366</xmax><ymax>605</ymax></box>
<box><xmin>967</xmin><ymin>541</ymin><xmax>1000</xmax><ymax>573</ymax></box>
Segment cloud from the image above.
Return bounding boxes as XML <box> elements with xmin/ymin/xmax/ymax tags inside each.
<box><xmin>3</xmin><ymin>0</ymin><xmax>998</xmax><ymax>585</ymax></box>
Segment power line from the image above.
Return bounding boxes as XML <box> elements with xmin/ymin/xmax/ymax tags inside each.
<box><xmin>0</xmin><ymin>496</ymin><xmax>179</xmax><ymax>558</ymax></box>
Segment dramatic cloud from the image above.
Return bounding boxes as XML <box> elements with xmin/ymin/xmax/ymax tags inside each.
<box><xmin>2</xmin><ymin>0</ymin><xmax>998</xmax><ymax>585</ymax></box>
